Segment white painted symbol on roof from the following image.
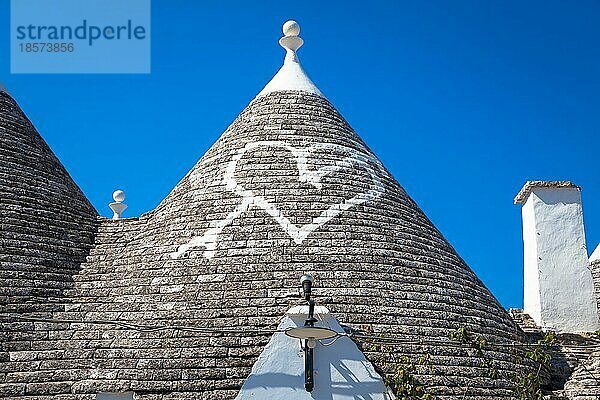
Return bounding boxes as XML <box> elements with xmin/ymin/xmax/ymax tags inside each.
<box><xmin>170</xmin><ymin>141</ymin><xmax>386</xmax><ymax>259</ymax></box>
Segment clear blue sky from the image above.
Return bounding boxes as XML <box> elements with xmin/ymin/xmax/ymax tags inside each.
<box><xmin>1</xmin><ymin>1</ymin><xmax>599</xmax><ymax>309</ymax></box>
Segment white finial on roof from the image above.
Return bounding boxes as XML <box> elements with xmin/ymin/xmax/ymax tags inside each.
<box><xmin>109</xmin><ymin>189</ymin><xmax>128</xmax><ymax>220</ymax></box>
<box><xmin>283</xmin><ymin>20</ymin><xmax>300</xmax><ymax>36</ymax></box>
<box><xmin>256</xmin><ymin>20</ymin><xmax>323</xmax><ymax>99</ymax></box>
<box><xmin>280</xmin><ymin>20</ymin><xmax>303</xmax><ymax>59</ymax></box>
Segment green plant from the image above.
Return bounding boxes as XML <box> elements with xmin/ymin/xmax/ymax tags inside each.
<box><xmin>384</xmin><ymin>355</ymin><xmax>434</xmax><ymax>400</ymax></box>
<box><xmin>354</xmin><ymin>326</ymin><xmax>558</xmax><ymax>400</ymax></box>
<box><xmin>448</xmin><ymin>327</ymin><xmax>499</xmax><ymax>380</ymax></box>
<box><xmin>353</xmin><ymin>325</ymin><xmax>435</xmax><ymax>400</ymax></box>
<box><xmin>514</xmin><ymin>372</ymin><xmax>544</xmax><ymax>400</ymax></box>
<box><xmin>514</xmin><ymin>331</ymin><xmax>556</xmax><ymax>400</ymax></box>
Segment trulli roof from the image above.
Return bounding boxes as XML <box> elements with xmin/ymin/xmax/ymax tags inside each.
<box><xmin>0</xmin><ymin>22</ymin><xmax>528</xmax><ymax>399</ymax></box>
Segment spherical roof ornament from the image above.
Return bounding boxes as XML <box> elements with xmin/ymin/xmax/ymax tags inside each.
<box><xmin>113</xmin><ymin>190</ymin><xmax>126</xmax><ymax>203</ymax></box>
<box><xmin>279</xmin><ymin>20</ymin><xmax>304</xmax><ymax>62</ymax></box>
<box><xmin>109</xmin><ymin>189</ymin><xmax>128</xmax><ymax>220</ymax></box>
<box><xmin>283</xmin><ymin>20</ymin><xmax>300</xmax><ymax>36</ymax></box>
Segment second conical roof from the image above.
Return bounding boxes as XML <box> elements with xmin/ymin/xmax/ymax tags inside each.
<box><xmin>0</xmin><ymin>90</ymin><xmax>97</xmax><ymax>314</ymax></box>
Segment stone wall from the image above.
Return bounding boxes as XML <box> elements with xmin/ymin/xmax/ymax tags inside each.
<box><xmin>511</xmin><ymin>308</ymin><xmax>600</xmax><ymax>399</ymax></box>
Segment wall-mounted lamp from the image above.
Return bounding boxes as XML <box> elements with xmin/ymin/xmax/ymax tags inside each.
<box><xmin>301</xmin><ymin>274</ymin><xmax>313</xmax><ymax>301</ymax></box>
<box><xmin>285</xmin><ymin>275</ymin><xmax>337</xmax><ymax>392</ymax></box>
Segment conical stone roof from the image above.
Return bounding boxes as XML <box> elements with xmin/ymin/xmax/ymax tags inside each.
<box><xmin>150</xmin><ymin>90</ymin><xmax>523</xmax><ymax>396</ymax></box>
<box><xmin>0</xmin><ymin>90</ymin><xmax>97</xmax><ymax>315</ymax></box>
<box><xmin>0</xmin><ymin>21</ymin><xmax>528</xmax><ymax>399</ymax></box>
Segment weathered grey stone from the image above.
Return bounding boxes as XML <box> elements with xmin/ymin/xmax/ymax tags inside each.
<box><xmin>511</xmin><ymin>309</ymin><xmax>600</xmax><ymax>398</ymax></box>
<box><xmin>0</xmin><ymin>89</ymin><xmax>533</xmax><ymax>398</ymax></box>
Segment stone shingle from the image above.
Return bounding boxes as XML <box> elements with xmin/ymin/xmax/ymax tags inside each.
<box><xmin>0</xmin><ymin>89</ymin><xmax>531</xmax><ymax>399</ymax></box>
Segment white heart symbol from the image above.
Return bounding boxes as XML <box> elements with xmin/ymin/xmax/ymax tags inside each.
<box><xmin>171</xmin><ymin>141</ymin><xmax>386</xmax><ymax>259</ymax></box>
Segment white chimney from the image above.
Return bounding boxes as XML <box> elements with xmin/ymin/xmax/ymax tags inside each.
<box><xmin>515</xmin><ymin>181</ymin><xmax>598</xmax><ymax>333</ymax></box>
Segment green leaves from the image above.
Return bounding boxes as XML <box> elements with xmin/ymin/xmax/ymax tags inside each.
<box><xmin>514</xmin><ymin>373</ymin><xmax>543</xmax><ymax>400</ymax></box>
<box><xmin>384</xmin><ymin>355</ymin><xmax>433</xmax><ymax>400</ymax></box>
<box><xmin>354</xmin><ymin>324</ymin><xmax>435</xmax><ymax>399</ymax></box>
<box><xmin>355</xmin><ymin>325</ymin><xmax>557</xmax><ymax>400</ymax></box>
<box><xmin>448</xmin><ymin>327</ymin><xmax>471</xmax><ymax>344</ymax></box>
<box><xmin>448</xmin><ymin>327</ymin><xmax>498</xmax><ymax>379</ymax></box>
<box><xmin>516</xmin><ymin>331</ymin><xmax>556</xmax><ymax>400</ymax></box>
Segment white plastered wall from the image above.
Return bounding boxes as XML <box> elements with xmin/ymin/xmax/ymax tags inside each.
<box><xmin>522</xmin><ymin>197</ymin><xmax>542</xmax><ymax>324</ymax></box>
<box><xmin>235</xmin><ymin>306</ymin><xmax>390</xmax><ymax>400</ymax></box>
<box><xmin>521</xmin><ymin>187</ymin><xmax>599</xmax><ymax>332</ymax></box>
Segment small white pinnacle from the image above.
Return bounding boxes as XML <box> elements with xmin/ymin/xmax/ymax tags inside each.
<box><xmin>279</xmin><ymin>21</ymin><xmax>304</xmax><ymax>54</ymax></box>
<box><xmin>255</xmin><ymin>20</ymin><xmax>323</xmax><ymax>99</ymax></box>
<box><xmin>109</xmin><ymin>189</ymin><xmax>128</xmax><ymax>220</ymax></box>
<box><xmin>283</xmin><ymin>20</ymin><xmax>300</xmax><ymax>37</ymax></box>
